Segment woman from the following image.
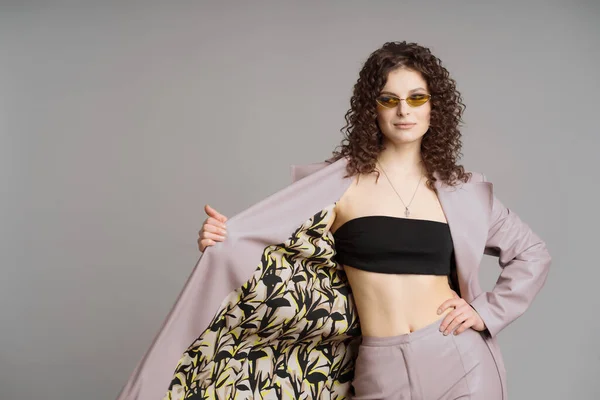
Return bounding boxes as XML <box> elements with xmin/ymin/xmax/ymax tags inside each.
<box><xmin>196</xmin><ymin>41</ymin><xmax>551</xmax><ymax>399</ymax></box>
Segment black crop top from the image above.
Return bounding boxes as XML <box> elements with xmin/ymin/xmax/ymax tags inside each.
<box><xmin>332</xmin><ymin>216</ymin><xmax>454</xmax><ymax>275</ymax></box>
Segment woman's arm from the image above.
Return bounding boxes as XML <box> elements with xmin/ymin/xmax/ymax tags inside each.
<box><xmin>469</xmin><ymin>182</ymin><xmax>552</xmax><ymax>338</ymax></box>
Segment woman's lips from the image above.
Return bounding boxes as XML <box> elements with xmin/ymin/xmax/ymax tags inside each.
<box><xmin>394</xmin><ymin>123</ymin><xmax>416</xmax><ymax>129</ymax></box>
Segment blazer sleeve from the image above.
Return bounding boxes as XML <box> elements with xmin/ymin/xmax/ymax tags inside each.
<box><xmin>469</xmin><ymin>174</ymin><xmax>552</xmax><ymax>338</ymax></box>
<box><xmin>290</xmin><ymin>160</ymin><xmax>332</xmax><ymax>183</ymax></box>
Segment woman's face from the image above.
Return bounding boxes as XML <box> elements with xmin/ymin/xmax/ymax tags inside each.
<box><xmin>376</xmin><ymin>68</ymin><xmax>431</xmax><ymax>145</ymax></box>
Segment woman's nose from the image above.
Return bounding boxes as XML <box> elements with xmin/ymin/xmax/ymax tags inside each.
<box><xmin>396</xmin><ymin>99</ymin><xmax>410</xmax><ymax>116</ymax></box>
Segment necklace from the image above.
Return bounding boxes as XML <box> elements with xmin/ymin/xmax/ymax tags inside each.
<box><xmin>377</xmin><ymin>161</ymin><xmax>424</xmax><ymax>218</ymax></box>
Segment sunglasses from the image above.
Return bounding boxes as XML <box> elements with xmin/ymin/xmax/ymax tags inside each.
<box><xmin>376</xmin><ymin>93</ymin><xmax>432</xmax><ymax>108</ymax></box>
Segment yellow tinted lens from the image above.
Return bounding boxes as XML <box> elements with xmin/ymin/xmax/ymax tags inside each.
<box><xmin>406</xmin><ymin>94</ymin><xmax>430</xmax><ymax>107</ymax></box>
<box><xmin>376</xmin><ymin>95</ymin><xmax>399</xmax><ymax>108</ymax></box>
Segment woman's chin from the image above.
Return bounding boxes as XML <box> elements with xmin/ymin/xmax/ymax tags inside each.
<box><xmin>382</xmin><ymin>131</ymin><xmax>426</xmax><ymax>145</ymax></box>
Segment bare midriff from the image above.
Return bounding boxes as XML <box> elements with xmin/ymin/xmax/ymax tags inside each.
<box><xmin>330</xmin><ymin>170</ymin><xmax>457</xmax><ymax>337</ymax></box>
<box><xmin>343</xmin><ymin>265</ymin><xmax>455</xmax><ymax>337</ymax></box>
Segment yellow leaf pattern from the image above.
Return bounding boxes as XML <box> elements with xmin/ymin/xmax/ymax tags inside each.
<box><xmin>163</xmin><ymin>205</ymin><xmax>361</xmax><ymax>399</ymax></box>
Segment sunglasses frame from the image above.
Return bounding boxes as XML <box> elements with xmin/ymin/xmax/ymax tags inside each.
<box><xmin>375</xmin><ymin>93</ymin><xmax>433</xmax><ymax>108</ymax></box>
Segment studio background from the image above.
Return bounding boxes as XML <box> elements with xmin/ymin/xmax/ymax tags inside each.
<box><xmin>1</xmin><ymin>1</ymin><xmax>598</xmax><ymax>399</ymax></box>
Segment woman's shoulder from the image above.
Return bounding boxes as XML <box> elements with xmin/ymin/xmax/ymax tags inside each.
<box><xmin>432</xmin><ymin>169</ymin><xmax>488</xmax><ymax>188</ymax></box>
<box><xmin>466</xmin><ymin>170</ymin><xmax>487</xmax><ymax>183</ymax></box>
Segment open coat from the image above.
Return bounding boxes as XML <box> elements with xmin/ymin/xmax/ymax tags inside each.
<box><xmin>116</xmin><ymin>156</ymin><xmax>551</xmax><ymax>400</ymax></box>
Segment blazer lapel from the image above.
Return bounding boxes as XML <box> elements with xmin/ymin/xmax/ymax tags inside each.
<box><xmin>434</xmin><ymin>173</ymin><xmax>493</xmax><ymax>301</ymax></box>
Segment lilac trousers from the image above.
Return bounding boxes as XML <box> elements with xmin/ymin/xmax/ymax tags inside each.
<box><xmin>351</xmin><ymin>316</ymin><xmax>503</xmax><ymax>400</ymax></box>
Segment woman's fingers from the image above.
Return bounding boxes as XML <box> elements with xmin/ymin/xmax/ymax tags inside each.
<box><xmin>439</xmin><ymin>302</ymin><xmax>463</xmax><ymax>333</ymax></box>
<box><xmin>203</xmin><ymin>218</ymin><xmax>228</xmax><ymax>235</ymax></box>
<box><xmin>441</xmin><ymin>308</ymin><xmax>471</xmax><ymax>335</ymax></box>
<box><xmin>198</xmin><ymin>231</ymin><xmax>227</xmax><ymax>251</ymax></box>
<box><xmin>204</xmin><ymin>204</ymin><xmax>228</xmax><ymax>223</ymax></box>
<box><xmin>453</xmin><ymin>316</ymin><xmax>477</xmax><ymax>335</ymax></box>
<box><xmin>200</xmin><ymin>230</ymin><xmax>227</xmax><ymax>241</ymax></box>
<box><xmin>438</xmin><ymin>296</ymin><xmax>487</xmax><ymax>335</ymax></box>
<box><xmin>198</xmin><ymin>238</ymin><xmax>215</xmax><ymax>252</ymax></box>
<box><xmin>198</xmin><ymin>206</ymin><xmax>229</xmax><ymax>252</ymax></box>
<box><xmin>438</xmin><ymin>297</ymin><xmax>477</xmax><ymax>335</ymax></box>
<box><xmin>437</xmin><ymin>298</ymin><xmax>460</xmax><ymax>315</ymax></box>
<box><xmin>198</xmin><ymin>226</ymin><xmax>227</xmax><ymax>251</ymax></box>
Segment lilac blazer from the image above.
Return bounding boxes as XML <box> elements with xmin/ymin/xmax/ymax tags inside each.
<box><xmin>116</xmin><ymin>157</ymin><xmax>551</xmax><ymax>400</ymax></box>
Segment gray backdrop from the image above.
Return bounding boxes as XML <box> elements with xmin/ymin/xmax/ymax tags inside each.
<box><xmin>1</xmin><ymin>1</ymin><xmax>598</xmax><ymax>399</ymax></box>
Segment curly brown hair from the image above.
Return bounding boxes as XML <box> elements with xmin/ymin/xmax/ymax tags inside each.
<box><xmin>328</xmin><ymin>41</ymin><xmax>471</xmax><ymax>189</ymax></box>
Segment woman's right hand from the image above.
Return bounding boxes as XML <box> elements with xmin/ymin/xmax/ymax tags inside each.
<box><xmin>197</xmin><ymin>204</ymin><xmax>229</xmax><ymax>252</ymax></box>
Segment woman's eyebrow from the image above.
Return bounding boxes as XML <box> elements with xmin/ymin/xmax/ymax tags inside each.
<box><xmin>380</xmin><ymin>87</ymin><xmax>428</xmax><ymax>96</ymax></box>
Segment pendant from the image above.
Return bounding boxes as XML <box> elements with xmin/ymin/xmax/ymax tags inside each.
<box><xmin>405</xmin><ymin>207</ymin><xmax>410</xmax><ymax>217</ymax></box>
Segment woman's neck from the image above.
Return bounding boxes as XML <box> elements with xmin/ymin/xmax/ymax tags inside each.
<box><xmin>376</xmin><ymin>147</ymin><xmax>426</xmax><ymax>179</ymax></box>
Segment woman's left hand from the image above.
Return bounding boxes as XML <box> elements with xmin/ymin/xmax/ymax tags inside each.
<box><xmin>437</xmin><ymin>292</ymin><xmax>487</xmax><ymax>335</ymax></box>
